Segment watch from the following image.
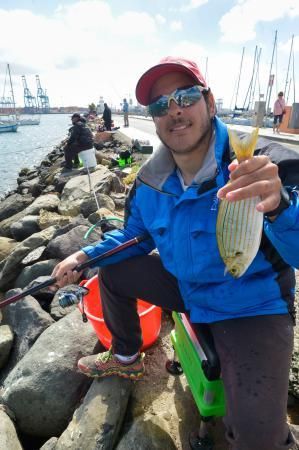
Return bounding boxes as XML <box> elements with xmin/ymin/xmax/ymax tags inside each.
<box><xmin>265</xmin><ymin>186</ymin><xmax>291</xmax><ymax>218</ymax></box>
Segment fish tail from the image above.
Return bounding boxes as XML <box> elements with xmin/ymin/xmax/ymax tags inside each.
<box><xmin>228</xmin><ymin>127</ymin><xmax>259</xmax><ymax>162</ymax></box>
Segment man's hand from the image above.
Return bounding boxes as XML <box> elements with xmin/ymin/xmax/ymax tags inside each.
<box><xmin>217</xmin><ymin>155</ymin><xmax>282</xmax><ymax>214</ymax></box>
<box><xmin>50</xmin><ymin>250</ymin><xmax>89</xmax><ymax>291</ymax></box>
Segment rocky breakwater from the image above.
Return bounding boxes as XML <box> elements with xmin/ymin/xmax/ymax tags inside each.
<box><xmin>0</xmin><ymin>135</ymin><xmax>299</xmax><ymax>450</ymax></box>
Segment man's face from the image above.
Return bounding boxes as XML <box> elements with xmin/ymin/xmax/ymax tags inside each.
<box><xmin>150</xmin><ymin>72</ymin><xmax>215</xmax><ymax>155</ymax></box>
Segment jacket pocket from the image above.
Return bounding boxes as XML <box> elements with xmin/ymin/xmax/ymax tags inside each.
<box><xmin>148</xmin><ymin>218</ymin><xmax>174</xmax><ymax>270</ymax></box>
<box><xmin>189</xmin><ymin>212</ymin><xmax>223</xmax><ymax>280</ymax></box>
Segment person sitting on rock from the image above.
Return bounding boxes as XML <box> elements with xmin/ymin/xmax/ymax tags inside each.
<box><xmin>63</xmin><ymin>113</ymin><xmax>94</xmax><ymax>171</ymax></box>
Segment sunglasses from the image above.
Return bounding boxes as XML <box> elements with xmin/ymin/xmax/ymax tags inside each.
<box><xmin>148</xmin><ymin>85</ymin><xmax>209</xmax><ymax>117</ymax></box>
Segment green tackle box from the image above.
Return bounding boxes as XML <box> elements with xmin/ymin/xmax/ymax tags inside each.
<box><xmin>171</xmin><ymin>312</ymin><xmax>226</xmax><ymax>418</ymax></box>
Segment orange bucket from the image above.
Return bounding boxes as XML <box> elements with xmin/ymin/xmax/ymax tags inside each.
<box><xmin>78</xmin><ymin>275</ymin><xmax>162</xmax><ymax>350</ymax></box>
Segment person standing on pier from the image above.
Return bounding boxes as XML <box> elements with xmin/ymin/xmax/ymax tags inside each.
<box><xmin>102</xmin><ymin>103</ymin><xmax>112</xmax><ymax>131</ymax></box>
<box><xmin>122</xmin><ymin>98</ymin><xmax>129</xmax><ymax>127</ymax></box>
<box><xmin>273</xmin><ymin>91</ymin><xmax>286</xmax><ymax>134</ymax></box>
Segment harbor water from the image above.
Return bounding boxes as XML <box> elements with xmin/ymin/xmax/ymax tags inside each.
<box><xmin>0</xmin><ymin>114</ymin><xmax>70</xmax><ymax>198</ymax></box>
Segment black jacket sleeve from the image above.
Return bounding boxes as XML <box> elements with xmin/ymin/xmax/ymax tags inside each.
<box><xmin>67</xmin><ymin>124</ymin><xmax>81</xmax><ymax>145</ymax></box>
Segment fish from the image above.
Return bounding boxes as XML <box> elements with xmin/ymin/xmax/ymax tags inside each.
<box><xmin>216</xmin><ymin>128</ymin><xmax>263</xmax><ymax>278</ymax></box>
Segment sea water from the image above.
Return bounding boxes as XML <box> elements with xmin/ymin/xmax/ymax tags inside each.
<box><xmin>0</xmin><ymin>114</ymin><xmax>70</xmax><ymax>198</ymax></box>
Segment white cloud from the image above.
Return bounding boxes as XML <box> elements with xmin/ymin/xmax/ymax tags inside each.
<box><xmin>219</xmin><ymin>0</ymin><xmax>299</xmax><ymax>43</ymax></box>
<box><xmin>170</xmin><ymin>21</ymin><xmax>183</xmax><ymax>31</ymax></box>
<box><xmin>155</xmin><ymin>14</ymin><xmax>166</xmax><ymax>25</ymax></box>
<box><xmin>180</xmin><ymin>0</ymin><xmax>209</xmax><ymax>12</ymax></box>
<box><xmin>279</xmin><ymin>34</ymin><xmax>299</xmax><ymax>54</ymax></box>
<box><xmin>0</xmin><ymin>1</ymin><xmax>297</xmax><ymax>110</ymax></box>
<box><xmin>0</xmin><ymin>1</ymin><xmax>159</xmax><ymax>107</ymax></box>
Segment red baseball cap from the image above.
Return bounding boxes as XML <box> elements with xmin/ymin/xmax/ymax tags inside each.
<box><xmin>135</xmin><ymin>56</ymin><xmax>208</xmax><ymax>106</ymax></box>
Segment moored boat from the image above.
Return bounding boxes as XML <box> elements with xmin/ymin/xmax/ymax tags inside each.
<box><xmin>0</xmin><ymin>63</ymin><xmax>18</xmax><ymax>133</ymax></box>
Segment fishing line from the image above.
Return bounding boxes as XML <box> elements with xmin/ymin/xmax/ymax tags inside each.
<box><xmin>86</xmin><ymin>165</ymin><xmax>101</xmax><ymax>218</ymax></box>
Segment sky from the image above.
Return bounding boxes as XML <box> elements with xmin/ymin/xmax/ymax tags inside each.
<box><xmin>0</xmin><ymin>0</ymin><xmax>298</xmax><ymax>109</ymax></box>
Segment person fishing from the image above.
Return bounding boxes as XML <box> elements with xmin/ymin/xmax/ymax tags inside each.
<box><xmin>51</xmin><ymin>56</ymin><xmax>299</xmax><ymax>450</ymax></box>
<box><xmin>62</xmin><ymin>113</ymin><xmax>94</xmax><ymax>171</ymax></box>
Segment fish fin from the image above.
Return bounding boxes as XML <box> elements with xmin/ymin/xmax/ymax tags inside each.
<box><xmin>228</xmin><ymin>127</ymin><xmax>259</xmax><ymax>162</ymax></box>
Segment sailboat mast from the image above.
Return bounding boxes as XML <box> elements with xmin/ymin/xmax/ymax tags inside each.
<box><xmin>7</xmin><ymin>64</ymin><xmax>16</xmax><ymax>113</ymax></box>
<box><xmin>284</xmin><ymin>34</ymin><xmax>294</xmax><ymax>102</ymax></box>
<box><xmin>242</xmin><ymin>46</ymin><xmax>257</xmax><ymax>110</ymax></box>
<box><xmin>265</xmin><ymin>30</ymin><xmax>277</xmax><ymax>114</ymax></box>
<box><xmin>234</xmin><ymin>47</ymin><xmax>245</xmax><ymax>109</ymax></box>
<box><xmin>251</xmin><ymin>47</ymin><xmax>262</xmax><ymax>109</ymax></box>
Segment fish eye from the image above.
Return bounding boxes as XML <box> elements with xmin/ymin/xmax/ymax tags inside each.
<box><xmin>235</xmin><ymin>251</ymin><xmax>243</xmax><ymax>257</ymax></box>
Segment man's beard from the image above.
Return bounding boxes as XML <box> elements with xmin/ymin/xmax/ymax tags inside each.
<box><xmin>156</xmin><ymin>117</ymin><xmax>213</xmax><ymax>155</ymax></box>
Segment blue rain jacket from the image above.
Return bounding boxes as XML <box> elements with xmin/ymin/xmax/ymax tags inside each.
<box><xmin>83</xmin><ymin>117</ymin><xmax>299</xmax><ymax>323</ymax></box>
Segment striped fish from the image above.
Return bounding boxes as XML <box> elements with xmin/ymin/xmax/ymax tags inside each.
<box><xmin>216</xmin><ymin>128</ymin><xmax>263</xmax><ymax>278</ymax></box>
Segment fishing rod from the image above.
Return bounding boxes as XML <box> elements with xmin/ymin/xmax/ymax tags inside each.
<box><xmin>0</xmin><ymin>234</ymin><xmax>150</xmax><ymax>309</ymax></box>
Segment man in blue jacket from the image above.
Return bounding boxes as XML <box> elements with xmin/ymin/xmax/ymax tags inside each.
<box><xmin>52</xmin><ymin>57</ymin><xmax>299</xmax><ymax>450</ymax></box>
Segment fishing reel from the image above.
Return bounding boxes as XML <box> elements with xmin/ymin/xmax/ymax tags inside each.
<box><xmin>58</xmin><ymin>286</ymin><xmax>89</xmax><ymax>322</ymax></box>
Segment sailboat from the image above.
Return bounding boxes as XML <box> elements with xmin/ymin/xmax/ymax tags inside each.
<box><xmin>0</xmin><ymin>64</ymin><xmax>18</xmax><ymax>133</ymax></box>
<box><xmin>18</xmin><ymin>115</ymin><xmax>40</xmax><ymax>126</ymax></box>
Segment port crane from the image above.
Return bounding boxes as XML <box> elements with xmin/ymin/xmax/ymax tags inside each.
<box><xmin>22</xmin><ymin>75</ymin><xmax>37</xmax><ymax>114</ymax></box>
<box><xmin>36</xmin><ymin>75</ymin><xmax>50</xmax><ymax>113</ymax></box>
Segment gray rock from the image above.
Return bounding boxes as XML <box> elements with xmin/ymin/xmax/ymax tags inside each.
<box><xmin>0</xmin><ymin>406</ymin><xmax>23</xmax><ymax>450</ymax></box>
<box><xmin>18</xmin><ymin>176</ymin><xmax>43</xmax><ymax>197</ymax></box>
<box><xmin>14</xmin><ymin>259</ymin><xmax>59</xmax><ymax>289</ymax></box>
<box><xmin>0</xmin><ymin>237</ymin><xmax>17</xmax><ymax>262</ymax></box>
<box><xmin>116</xmin><ymin>416</ymin><xmax>176</xmax><ymax>450</ymax></box>
<box><xmin>46</xmin><ymin>225</ymin><xmax>102</xmax><ymax>260</ymax></box>
<box><xmin>0</xmin><ymin>325</ymin><xmax>14</xmax><ymax>370</ymax></box>
<box><xmin>25</xmin><ymin>194</ymin><xmax>60</xmax><ymax>215</ymax></box>
<box><xmin>10</xmin><ymin>215</ymin><xmax>40</xmax><ymax>241</ymax></box>
<box><xmin>0</xmin><ymin>226</ymin><xmax>57</xmax><ymax>290</ymax></box>
<box><xmin>55</xmin><ymin>377</ymin><xmax>133</xmax><ymax>450</ymax></box>
<box><xmin>0</xmin><ymin>289</ymin><xmax>54</xmax><ymax>381</ymax></box>
<box><xmin>18</xmin><ymin>167</ymin><xmax>38</xmax><ymax>179</ymax></box>
<box><xmin>21</xmin><ymin>246</ymin><xmax>46</xmax><ymax>265</ymax></box>
<box><xmin>109</xmin><ymin>193</ymin><xmax>126</xmax><ymax>210</ymax></box>
<box><xmin>288</xmin><ymin>424</ymin><xmax>299</xmax><ymax>449</ymax></box>
<box><xmin>38</xmin><ymin>209</ymin><xmax>72</xmax><ymax>230</ymax></box>
<box><xmin>58</xmin><ymin>167</ymin><xmax>113</xmax><ymax>216</ymax></box>
<box><xmin>0</xmin><ymin>194</ymin><xmax>59</xmax><ymax>238</ymax></box>
<box><xmin>1</xmin><ymin>309</ymin><xmax>99</xmax><ymax>437</ymax></box>
<box><xmin>80</xmin><ymin>194</ymin><xmax>115</xmax><ymax>218</ymax></box>
<box><xmin>47</xmin><ymin>216</ymin><xmax>90</xmax><ymax>243</ymax></box>
<box><xmin>0</xmin><ymin>193</ymin><xmax>33</xmax><ymax>222</ymax></box>
<box><xmin>111</xmin><ymin>174</ymin><xmax>125</xmax><ymax>194</ymax></box>
<box><xmin>40</xmin><ymin>437</ymin><xmax>58</xmax><ymax>450</ymax></box>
